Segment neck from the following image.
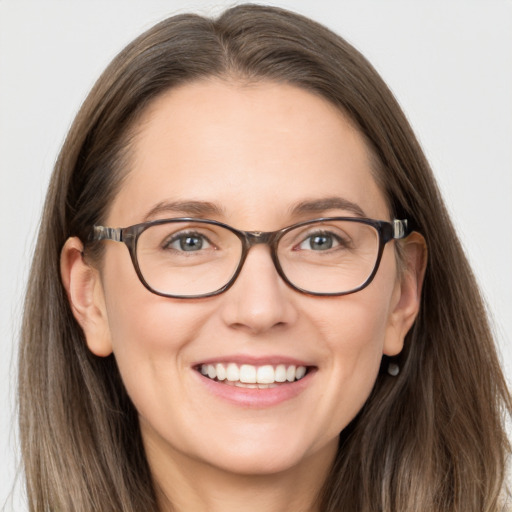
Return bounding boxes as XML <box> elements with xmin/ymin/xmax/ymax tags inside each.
<box><xmin>146</xmin><ymin>436</ymin><xmax>337</xmax><ymax>512</ymax></box>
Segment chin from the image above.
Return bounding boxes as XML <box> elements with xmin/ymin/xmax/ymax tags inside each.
<box><xmin>192</xmin><ymin>427</ymin><xmax>339</xmax><ymax>477</ymax></box>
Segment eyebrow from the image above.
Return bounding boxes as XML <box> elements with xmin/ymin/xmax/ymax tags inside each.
<box><xmin>143</xmin><ymin>196</ymin><xmax>366</xmax><ymax>223</ymax></box>
<box><xmin>289</xmin><ymin>197</ymin><xmax>366</xmax><ymax>218</ymax></box>
<box><xmin>143</xmin><ymin>200</ymin><xmax>224</xmax><ymax>221</ymax></box>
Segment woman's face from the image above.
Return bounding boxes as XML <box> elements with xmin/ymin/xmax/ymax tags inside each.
<box><xmin>78</xmin><ymin>80</ymin><xmax>418</xmax><ymax>478</ymax></box>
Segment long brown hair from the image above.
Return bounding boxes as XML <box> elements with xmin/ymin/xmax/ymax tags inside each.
<box><xmin>19</xmin><ymin>4</ymin><xmax>510</xmax><ymax>511</ymax></box>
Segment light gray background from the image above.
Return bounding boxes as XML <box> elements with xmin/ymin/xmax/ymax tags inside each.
<box><xmin>1</xmin><ymin>1</ymin><xmax>511</xmax><ymax>509</ymax></box>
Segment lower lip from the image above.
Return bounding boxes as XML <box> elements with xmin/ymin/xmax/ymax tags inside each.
<box><xmin>195</xmin><ymin>370</ymin><xmax>315</xmax><ymax>408</ymax></box>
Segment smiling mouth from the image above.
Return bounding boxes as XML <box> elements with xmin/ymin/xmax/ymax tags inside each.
<box><xmin>196</xmin><ymin>363</ymin><xmax>311</xmax><ymax>389</ymax></box>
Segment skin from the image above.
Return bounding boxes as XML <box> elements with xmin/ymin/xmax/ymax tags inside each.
<box><xmin>61</xmin><ymin>80</ymin><xmax>426</xmax><ymax>512</ymax></box>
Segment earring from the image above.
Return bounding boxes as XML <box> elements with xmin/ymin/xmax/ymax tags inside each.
<box><xmin>387</xmin><ymin>363</ymin><xmax>400</xmax><ymax>377</ymax></box>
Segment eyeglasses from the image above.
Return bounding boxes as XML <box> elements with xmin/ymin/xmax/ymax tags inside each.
<box><xmin>89</xmin><ymin>217</ymin><xmax>410</xmax><ymax>298</ymax></box>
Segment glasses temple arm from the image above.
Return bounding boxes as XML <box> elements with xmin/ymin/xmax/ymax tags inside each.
<box><xmin>392</xmin><ymin>219</ymin><xmax>410</xmax><ymax>239</ymax></box>
<box><xmin>90</xmin><ymin>225</ymin><xmax>122</xmax><ymax>242</ymax></box>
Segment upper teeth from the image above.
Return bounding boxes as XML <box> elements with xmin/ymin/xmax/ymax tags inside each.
<box><xmin>200</xmin><ymin>363</ymin><xmax>307</xmax><ymax>384</ymax></box>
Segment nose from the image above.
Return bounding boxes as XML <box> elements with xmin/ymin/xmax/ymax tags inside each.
<box><xmin>219</xmin><ymin>245</ymin><xmax>298</xmax><ymax>335</ymax></box>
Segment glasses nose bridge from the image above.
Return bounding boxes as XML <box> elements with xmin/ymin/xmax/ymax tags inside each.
<box><xmin>243</xmin><ymin>230</ymin><xmax>278</xmax><ymax>250</ymax></box>
<box><xmin>235</xmin><ymin>229</ymin><xmax>282</xmax><ymax>284</ymax></box>
<box><xmin>239</xmin><ymin>229</ymin><xmax>281</xmax><ymax>267</ymax></box>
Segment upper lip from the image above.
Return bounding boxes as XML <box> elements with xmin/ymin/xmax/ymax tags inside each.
<box><xmin>192</xmin><ymin>354</ymin><xmax>315</xmax><ymax>368</ymax></box>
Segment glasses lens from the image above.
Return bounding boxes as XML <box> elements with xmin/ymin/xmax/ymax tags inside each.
<box><xmin>277</xmin><ymin>219</ymin><xmax>380</xmax><ymax>294</ymax></box>
<box><xmin>136</xmin><ymin>221</ymin><xmax>242</xmax><ymax>297</ymax></box>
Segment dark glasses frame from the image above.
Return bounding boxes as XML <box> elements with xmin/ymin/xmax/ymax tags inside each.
<box><xmin>88</xmin><ymin>217</ymin><xmax>410</xmax><ymax>298</ymax></box>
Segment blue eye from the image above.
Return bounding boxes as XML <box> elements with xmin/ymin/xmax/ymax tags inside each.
<box><xmin>164</xmin><ymin>233</ymin><xmax>212</xmax><ymax>252</ymax></box>
<box><xmin>299</xmin><ymin>232</ymin><xmax>340</xmax><ymax>251</ymax></box>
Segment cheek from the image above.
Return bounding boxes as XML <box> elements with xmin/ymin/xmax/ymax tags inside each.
<box><xmin>314</xmin><ymin>259</ymin><xmax>397</xmax><ymax>412</ymax></box>
<box><xmin>318</xmin><ymin>296</ymin><xmax>390</xmax><ymax>393</ymax></box>
<box><xmin>101</xmin><ymin>285</ymin><xmax>218</xmax><ymax>442</ymax></box>
<box><xmin>99</xmin><ymin>246</ymin><xmax>211</xmax><ymax>387</ymax></box>
<box><xmin>320</xmin><ymin>269</ymin><xmax>396</xmax><ymax>360</ymax></box>
<box><xmin>103</xmin><ymin>291</ymin><xmax>207</xmax><ymax>367</ymax></box>
<box><xmin>317</xmin><ymin>310</ymin><xmax>387</xmax><ymax>434</ymax></box>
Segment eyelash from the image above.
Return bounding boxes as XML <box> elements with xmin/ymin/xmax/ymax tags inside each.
<box><xmin>295</xmin><ymin>230</ymin><xmax>349</xmax><ymax>251</ymax></box>
<box><xmin>162</xmin><ymin>231</ymin><xmax>213</xmax><ymax>252</ymax></box>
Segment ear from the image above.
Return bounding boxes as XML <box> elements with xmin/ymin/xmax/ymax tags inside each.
<box><xmin>60</xmin><ymin>237</ymin><xmax>113</xmax><ymax>357</ymax></box>
<box><xmin>383</xmin><ymin>232</ymin><xmax>428</xmax><ymax>356</ymax></box>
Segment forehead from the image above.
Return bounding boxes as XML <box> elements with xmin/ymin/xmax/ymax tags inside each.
<box><xmin>108</xmin><ymin>79</ymin><xmax>389</xmax><ymax>228</ymax></box>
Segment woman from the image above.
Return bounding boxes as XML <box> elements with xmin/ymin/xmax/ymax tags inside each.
<box><xmin>18</xmin><ymin>4</ymin><xmax>510</xmax><ymax>511</ymax></box>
